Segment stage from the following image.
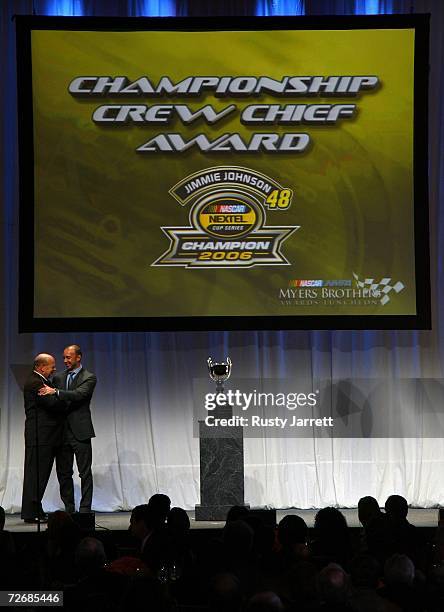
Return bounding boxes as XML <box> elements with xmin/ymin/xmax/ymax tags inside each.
<box><xmin>5</xmin><ymin>508</ymin><xmax>440</xmax><ymax>533</ymax></box>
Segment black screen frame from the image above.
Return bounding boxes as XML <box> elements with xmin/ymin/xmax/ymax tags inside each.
<box><xmin>16</xmin><ymin>13</ymin><xmax>431</xmax><ymax>332</ymax></box>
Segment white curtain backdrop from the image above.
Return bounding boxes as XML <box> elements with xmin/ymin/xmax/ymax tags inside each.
<box><xmin>1</xmin><ymin>331</ymin><xmax>444</xmax><ymax>513</ymax></box>
<box><xmin>1</xmin><ymin>0</ymin><xmax>444</xmax><ymax>513</ymax></box>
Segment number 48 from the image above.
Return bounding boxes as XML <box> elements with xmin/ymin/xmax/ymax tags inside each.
<box><xmin>265</xmin><ymin>189</ymin><xmax>292</xmax><ymax>209</ymax></box>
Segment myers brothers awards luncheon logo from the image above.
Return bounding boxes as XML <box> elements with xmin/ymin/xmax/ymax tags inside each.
<box><xmin>152</xmin><ymin>166</ymin><xmax>298</xmax><ymax>268</ymax></box>
<box><xmin>280</xmin><ymin>274</ymin><xmax>405</xmax><ymax>307</ymax></box>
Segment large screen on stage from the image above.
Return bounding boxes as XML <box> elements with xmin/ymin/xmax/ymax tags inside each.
<box><xmin>16</xmin><ymin>15</ymin><xmax>430</xmax><ymax>331</ymax></box>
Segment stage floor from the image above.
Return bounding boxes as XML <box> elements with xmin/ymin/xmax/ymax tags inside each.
<box><xmin>5</xmin><ymin>507</ymin><xmax>440</xmax><ymax>533</ymax></box>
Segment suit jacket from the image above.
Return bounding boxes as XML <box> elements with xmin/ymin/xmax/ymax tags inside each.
<box><xmin>23</xmin><ymin>371</ymin><xmax>66</xmax><ymax>446</ymax></box>
<box><xmin>53</xmin><ymin>368</ymin><xmax>97</xmax><ymax>441</ymax></box>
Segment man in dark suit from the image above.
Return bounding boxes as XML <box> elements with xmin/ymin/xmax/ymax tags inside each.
<box><xmin>21</xmin><ymin>353</ymin><xmax>65</xmax><ymax>523</ymax></box>
<box><xmin>39</xmin><ymin>345</ymin><xmax>97</xmax><ymax>514</ymax></box>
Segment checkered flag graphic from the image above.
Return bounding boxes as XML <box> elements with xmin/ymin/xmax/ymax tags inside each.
<box><xmin>352</xmin><ymin>273</ymin><xmax>405</xmax><ymax>305</ymax></box>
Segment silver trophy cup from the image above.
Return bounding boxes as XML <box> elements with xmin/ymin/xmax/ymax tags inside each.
<box><xmin>207</xmin><ymin>357</ymin><xmax>232</xmax><ymax>393</ymax></box>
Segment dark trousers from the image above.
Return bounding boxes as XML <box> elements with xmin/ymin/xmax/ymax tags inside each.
<box><xmin>21</xmin><ymin>444</ymin><xmax>58</xmax><ymax>520</ymax></box>
<box><xmin>55</xmin><ymin>424</ymin><xmax>93</xmax><ymax>513</ymax></box>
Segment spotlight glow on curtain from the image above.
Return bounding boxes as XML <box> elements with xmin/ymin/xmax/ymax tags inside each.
<box><xmin>39</xmin><ymin>0</ymin><xmax>84</xmax><ymax>15</ymax></box>
<box><xmin>256</xmin><ymin>0</ymin><xmax>305</xmax><ymax>16</ymax></box>
<box><xmin>355</xmin><ymin>0</ymin><xmax>393</xmax><ymax>13</ymax></box>
<box><xmin>134</xmin><ymin>0</ymin><xmax>176</xmax><ymax>16</ymax></box>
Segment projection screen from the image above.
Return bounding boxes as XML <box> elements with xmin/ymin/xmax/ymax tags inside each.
<box><xmin>16</xmin><ymin>14</ymin><xmax>430</xmax><ymax>331</ymax></box>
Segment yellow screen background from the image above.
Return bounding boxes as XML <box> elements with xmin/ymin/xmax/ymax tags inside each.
<box><xmin>31</xmin><ymin>28</ymin><xmax>415</xmax><ymax>318</ymax></box>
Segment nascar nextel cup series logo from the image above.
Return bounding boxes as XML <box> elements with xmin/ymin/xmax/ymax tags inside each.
<box><xmin>152</xmin><ymin>166</ymin><xmax>298</xmax><ymax>268</ymax></box>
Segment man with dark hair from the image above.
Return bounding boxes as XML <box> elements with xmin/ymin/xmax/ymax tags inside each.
<box><xmin>312</xmin><ymin>507</ymin><xmax>352</xmax><ymax>568</ymax></box>
<box><xmin>384</xmin><ymin>494</ymin><xmax>422</xmax><ymax>565</ymax></box>
<box><xmin>39</xmin><ymin>345</ymin><xmax>97</xmax><ymax>514</ymax></box>
<box><xmin>148</xmin><ymin>493</ymin><xmax>171</xmax><ymax>528</ymax></box>
<box><xmin>358</xmin><ymin>496</ymin><xmax>382</xmax><ymax>528</ymax></box>
<box><xmin>358</xmin><ymin>496</ymin><xmax>387</xmax><ymax>558</ymax></box>
<box><xmin>272</xmin><ymin>514</ymin><xmax>310</xmax><ymax>574</ymax></box>
<box><xmin>130</xmin><ymin>504</ymin><xmax>166</xmax><ymax>572</ymax></box>
<box><xmin>21</xmin><ymin>353</ymin><xmax>65</xmax><ymax>522</ymax></box>
<box><xmin>385</xmin><ymin>495</ymin><xmax>408</xmax><ymax>521</ymax></box>
<box><xmin>278</xmin><ymin>514</ymin><xmax>308</xmax><ymax>552</ymax></box>
<box><xmin>130</xmin><ymin>504</ymin><xmax>155</xmax><ymax>542</ymax></box>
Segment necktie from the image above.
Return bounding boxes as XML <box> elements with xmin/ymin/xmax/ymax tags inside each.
<box><xmin>67</xmin><ymin>372</ymin><xmax>75</xmax><ymax>389</ymax></box>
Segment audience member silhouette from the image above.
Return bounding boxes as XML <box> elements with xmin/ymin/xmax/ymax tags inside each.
<box><xmin>75</xmin><ymin>536</ymin><xmax>107</xmax><ymax>578</ymax></box>
<box><xmin>358</xmin><ymin>496</ymin><xmax>382</xmax><ymax>527</ymax></box>
<box><xmin>0</xmin><ymin>505</ymin><xmax>17</xmax><ymax>589</ymax></box>
<box><xmin>384</xmin><ymin>495</ymin><xmax>423</xmax><ymax>566</ymax></box>
<box><xmin>219</xmin><ymin>519</ymin><xmax>259</xmax><ymax>597</ymax></box>
<box><xmin>222</xmin><ymin>519</ymin><xmax>255</xmax><ymax>570</ymax></box>
<box><xmin>317</xmin><ymin>562</ymin><xmax>353</xmax><ymax>611</ymax></box>
<box><xmin>64</xmin><ymin>536</ymin><xmax>122</xmax><ymax>611</ymax></box>
<box><xmin>227</xmin><ymin>505</ymin><xmax>250</xmax><ymax>523</ymax></box>
<box><xmin>244</xmin><ymin>514</ymin><xmax>276</xmax><ymax>570</ymax></box>
<box><xmin>0</xmin><ymin>505</ymin><xmax>15</xmax><ymax>556</ymax></box>
<box><xmin>1</xmin><ymin>492</ymin><xmax>441</xmax><ymax>611</ymax></box>
<box><xmin>278</xmin><ymin>556</ymin><xmax>319</xmax><ymax>610</ymax></box>
<box><xmin>357</xmin><ymin>496</ymin><xmax>392</xmax><ymax>562</ymax></box>
<box><xmin>246</xmin><ymin>590</ymin><xmax>284</xmax><ymax>611</ymax></box>
<box><xmin>118</xmin><ymin>573</ymin><xmax>174</xmax><ymax>612</ymax></box>
<box><xmin>164</xmin><ymin>505</ymin><xmax>195</xmax><ymax>600</ymax></box>
<box><xmin>349</xmin><ymin>553</ymin><xmax>395</xmax><ymax>612</ymax></box>
<box><xmin>148</xmin><ymin>493</ymin><xmax>171</xmax><ymax>528</ymax></box>
<box><xmin>208</xmin><ymin>572</ymin><xmax>243</xmax><ymax>612</ymax></box>
<box><xmin>278</xmin><ymin>514</ymin><xmax>309</xmax><ymax>557</ymax></box>
<box><xmin>312</xmin><ymin>507</ymin><xmax>352</xmax><ymax>569</ymax></box>
<box><xmin>130</xmin><ymin>503</ymin><xmax>167</xmax><ymax>573</ymax></box>
<box><xmin>377</xmin><ymin>553</ymin><xmax>423</xmax><ymax>612</ymax></box>
<box><xmin>269</xmin><ymin>513</ymin><xmax>311</xmax><ymax>590</ymax></box>
<box><xmin>44</xmin><ymin>510</ymin><xmax>81</xmax><ymax>587</ymax></box>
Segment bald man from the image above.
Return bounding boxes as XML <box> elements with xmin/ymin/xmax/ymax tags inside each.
<box><xmin>21</xmin><ymin>353</ymin><xmax>65</xmax><ymax>523</ymax></box>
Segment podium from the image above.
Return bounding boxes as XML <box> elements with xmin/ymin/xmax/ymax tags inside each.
<box><xmin>195</xmin><ymin>403</ymin><xmax>246</xmax><ymax>521</ymax></box>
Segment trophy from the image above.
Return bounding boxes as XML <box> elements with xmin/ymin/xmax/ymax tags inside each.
<box><xmin>197</xmin><ymin>355</ymin><xmax>245</xmax><ymax>521</ymax></box>
<box><xmin>207</xmin><ymin>356</ymin><xmax>232</xmax><ymax>393</ymax></box>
